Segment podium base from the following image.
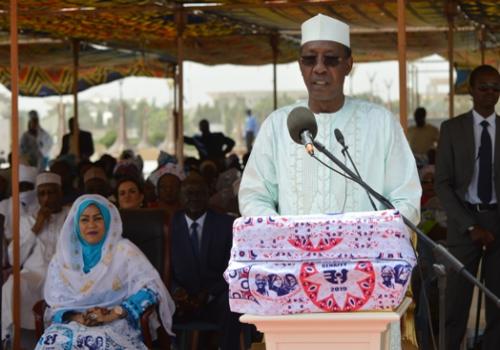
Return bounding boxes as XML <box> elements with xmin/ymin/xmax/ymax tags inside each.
<box><xmin>240</xmin><ymin>298</ymin><xmax>412</xmax><ymax>350</ymax></box>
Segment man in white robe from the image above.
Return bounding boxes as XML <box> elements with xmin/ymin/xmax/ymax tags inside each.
<box><xmin>239</xmin><ymin>14</ymin><xmax>421</xmax><ymax>225</ymax></box>
<box><xmin>0</xmin><ymin>164</ymin><xmax>40</xmax><ymax>242</ymax></box>
<box><xmin>1</xmin><ymin>172</ymin><xmax>69</xmax><ymax>340</ymax></box>
<box><xmin>238</xmin><ymin>15</ymin><xmax>421</xmax><ymax>350</ymax></box>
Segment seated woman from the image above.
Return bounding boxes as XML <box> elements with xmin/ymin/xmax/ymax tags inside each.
<box><xmin>116</xmin><ymin>176</ymin><xmax>145</xmax><ymax>209</ymax></box>
<box><xmin>147</xmin><ymin>163</ymin><xmax>185</xmax><ymax>220</ymax></box>
<box><xmin>36</xmin><ymin>194</ymin><xmax>175</xmax><ymax>349</ymax></box>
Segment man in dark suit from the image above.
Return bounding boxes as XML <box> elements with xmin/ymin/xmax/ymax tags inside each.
<box><xmin>435</xmin><ymin>65</ymin><xmax>500</xmax><ymax>349</ymax></box>
<box><xmin>170</xmin><ymin>173</ymin><xmax>240</xmax><ymax>350</ymax></box>
<box><xmin>59</xmin><ymin>117</ymin><xmax>95</xmax><ymax>161</ymax></box>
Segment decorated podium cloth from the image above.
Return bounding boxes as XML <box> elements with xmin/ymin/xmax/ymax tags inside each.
<box><xmin>224</xmin><ymin>210</ymin><xmax>416</xmax><ymax>315</ymax></box>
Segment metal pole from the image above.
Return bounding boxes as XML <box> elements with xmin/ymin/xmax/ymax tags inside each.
<box><xmin>270</xmin><ymin>34</ymin><xmax>279</xmax><ymax>110</ymax></box>
<box><xmin>434</xmin><ymin>264</ymin><xmax>447</xmax><ymax>350</ymax></box>
<box><xmin>72</xmin><ymin>39</ymin><xmax>80</xmax><ymax>158</ymax></box>
<box><xmin>447</xmin><ymin>1</ymin><xmax>455</xmax><ymax>119</ymax></box>
<box><xmin>397</xmin><ymin>0</ymin><xmax>408</xmax><ymax>131</ymax></box>
<box><xmin>479</xmin><ymin>27</ymin><xmax>485</xmax><ymax>65</ymax></box>
<box><xmin>9</xmin><ymin>0</ymin><xmax>21</xmax><ymax>348</ymax></box>
<box><xmin>414</xmin><ymin>65</ymin><xmax>420</xmax><ymax>107</ymax></box>
<box><xmin>173</xmin><ymin>64</ymin><xmax>178</xmax><ymax>153</ymax></box>
<box><xmin>175</xmin><ymin>8</ymin><xmax>185</xmax><ymax>167</ymax></box>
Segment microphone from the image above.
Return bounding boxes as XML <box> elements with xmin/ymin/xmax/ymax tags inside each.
<box><xmin>287</xmin><ymin>107</ymin><xmax>317</xmax><ymax>155</ymax></box>
<box><xmin>334</xmin><ymin>128</ymin><xmax>377</xmax><ymax>211</ymax></box>
<box><xmin>334</xmin><ymin>129</ymin><xmax>347</xmax><ymax>155</ymax></box>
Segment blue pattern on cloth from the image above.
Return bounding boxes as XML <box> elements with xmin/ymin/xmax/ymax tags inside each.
<box><xmin>37</xmin><ymin>325</ymin><xmax>73</xmax><ymax>350</ymax></box>
<box><xmin>35</xmin><ymin>319</ymin><xmax>147</xmax><ymax>350</ymax></box>
<box><xmin>52</xmin><ymin>310</ymin><xmax>67</xmax><ymax>324</ymax></box>
<box><xmin>74</xmin><ymin>199</ymin><xmax>111</xmax><ymax>273</ymax></box>
<box><xmin>121</xmin><ymin>288</ymin><xmax>158</xmax><ymax>329</ymax></box>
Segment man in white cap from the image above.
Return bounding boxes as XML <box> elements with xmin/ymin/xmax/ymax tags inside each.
<box><xmin>0</xmin><ymin>164</ymin><xmax>40</xmax><ymax>242</ymax></box>
<box><xmin>239</xmin><ymin>14</ymin><xmax>421</xmax><ymax>224</ymax></box>
<box><xmin>1</xmin><ymin>172</ymin><xmax>69</xmax><ymax>342</ymax></box>
<box><xmin>19</xmin><ymin>110</ymin><xmax>53</xmax><ymax>170</ymax></box>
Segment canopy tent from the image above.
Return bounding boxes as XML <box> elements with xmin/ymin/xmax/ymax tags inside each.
<box><xmin>0</xmin><ymin>0</ymin><xmax>497</xmax><ymax>66</ymax></box>
<box><xmin>203</xmin><ymin>0</ymin><xmax>499</xmax><ymax>65</ymax></box>
<box><xmin>2</xmin><ymin>2</ymin><xmax>499</xmax><ymax>349</ymax></box>
<box><xmin>0</xmin><ymin>39</ymin><xmax>175</xmax><ymax>96</ymax></box>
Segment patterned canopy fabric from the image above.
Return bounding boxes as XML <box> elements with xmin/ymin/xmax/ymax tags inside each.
<box><xmin>0</xmin><ymin>1</ymin><xmax>497</xmax><ymax>95</ymax></box>
<box><xmin>0</xmin><ymin>41</ymin><xmax>175</xmax><ymax>96</ymax></box>
<box><xmin>0</xmin><ymin>1</ymin><xmax>496</xmax><ymax>64</ymax></box>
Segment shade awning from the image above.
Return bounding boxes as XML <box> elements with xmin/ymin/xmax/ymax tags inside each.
<box><xmin>0</xmin><ymin>1</ymin><xmax>497</xmax><ymax>67</ymax></box>
<box><xmin>0</xmin><ymin>40</ymin><xmax>175</xmax><ymax>96</ymax></box>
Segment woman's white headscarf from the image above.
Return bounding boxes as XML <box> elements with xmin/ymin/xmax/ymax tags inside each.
<box><xmin>44</xmin><ymin>194</ymin><xmax>175</xmax><ymax>335</ymax></box>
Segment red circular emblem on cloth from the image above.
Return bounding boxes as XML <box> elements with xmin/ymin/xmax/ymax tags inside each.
<box><xmin>299</xmin><ymin>261</ymin><xmax>375</xmax><ymax>312</ymax></box>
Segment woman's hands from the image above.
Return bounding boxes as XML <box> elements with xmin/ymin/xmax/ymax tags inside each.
<box><xmin>68</xmin><ymin>307</ymin><xmax>123</xmax><ymax>326</ymax></box>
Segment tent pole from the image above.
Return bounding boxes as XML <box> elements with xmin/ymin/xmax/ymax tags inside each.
<box><xmin>270</xmin><ymin>34</ymin><xmax>278</xmax><ymax>110</ymax></box>
<box><xmin>479</xmin><ymin>27</ymin><xmax>485</xmax><ymax>65</ymax></box>
<box><xmin>397</xmin><ymin>0</ymin><xmax>408</xmax><ymax>131</ymax></box>
<box><xmin>9</xmin><ymin>0</ymin><xmax>21</xmax><ymax>348</ymax></box>
<box><xmin>447</xmin><ymin>1</ymin><xmax>455</xmax><ymax>119</ymax></box>
<box><xmin>72</xmin><ymin>39</ymin><xmax>80</xmax><ymax>158</ymax></box>
<box><xmin>175</xmin><ymin>8</ymin><xmax>185</xmax><ymax>167</ymax></box>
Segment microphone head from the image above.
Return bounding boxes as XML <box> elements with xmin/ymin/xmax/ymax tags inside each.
<box><xmin>287</xmin><ymin>107</ymin><xmax>318</xmax><ymax>145</ymax></box>
<box><xmin>334</xmin><ymin>128</ymin><xmax>345</xmax><ymax>146</ymax></box>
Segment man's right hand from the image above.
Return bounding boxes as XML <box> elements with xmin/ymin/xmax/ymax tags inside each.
<box><xmin>32</xmin><ymin>207</ymin><xmax>52</xmax><ymax>235</ymax></box>
<box><xmin>469</xmin><ymin>226</ymin><xmax>495</xmax><ymax>249</ymax></box>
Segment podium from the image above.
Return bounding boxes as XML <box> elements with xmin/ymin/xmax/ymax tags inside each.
<box><xmin>240</xmin><ymin>298</ymin><xmax>411</xmax><ymax>350</ymax></box>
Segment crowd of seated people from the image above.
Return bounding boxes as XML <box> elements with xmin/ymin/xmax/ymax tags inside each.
<box><xmin>1</xmin><ymin>147</ymin><xmax>245</xmax><ymax>349</ymax></box>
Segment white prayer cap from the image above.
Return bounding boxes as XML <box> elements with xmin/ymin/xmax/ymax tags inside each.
<box><xmin>301</xmin><ymin>14</ymin><xmax>350</xmax><ymax>48</ymax></box>
<box><xmin>19</xmin><ymin>164</ymin><xmax>38</xmax><ymax>184</ymax></box>
<box><xmin>36</xmin><ymin>172</ymin><xmax>61</xmax><ymax>187</ymax></box>
<box><xmin>147</xmin><ymin>163</ymin><xmax>186</xmax><ymax>188</ymax></box>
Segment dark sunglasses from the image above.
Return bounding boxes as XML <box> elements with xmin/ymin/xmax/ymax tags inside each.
<box><xmin>477</xmin><ymin>83</ymin><xmax>500</xmax><ymax>92</ymax></box>
<box><xmin>300</xmin><ymin>55</ymin><xmax>345</xmax><ymax>68</ymax></box>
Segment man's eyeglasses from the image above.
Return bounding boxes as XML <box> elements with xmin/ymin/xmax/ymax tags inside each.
<box><xmin>477</xmin><ymin>83</ymin><xmax>500</xmax><ymax>92</ymax></box>
<box><xmin>300</xmin><ymin>55</ymin><xmax>345</xmax><ymax>68</ymax></box>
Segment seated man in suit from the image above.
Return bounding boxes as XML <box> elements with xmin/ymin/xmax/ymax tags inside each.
<box><xmin>59</xmin><ymin>117</ymin><xmax>95</xmax><ymax>161</ymax></box>
<box><xmin>170</xmin><ymin>173</ymin><xmax>240</xmax><ymax>350</ymax></box>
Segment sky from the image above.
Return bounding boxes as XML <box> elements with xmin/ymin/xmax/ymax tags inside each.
<box><xmin>0</xmin><ymin>54</ymin><xmax>453</xmax><ymax>119</ymax></box>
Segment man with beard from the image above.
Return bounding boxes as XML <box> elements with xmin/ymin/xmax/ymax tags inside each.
<box><xmin>239</xmin><ymin>14</ymin><xmax>420</xmax><ymax>224</ymax></box>
<box><xmin>238</xmin><ymin>15</ymin><xmax>420</xmax><ymax>349</ymax></box>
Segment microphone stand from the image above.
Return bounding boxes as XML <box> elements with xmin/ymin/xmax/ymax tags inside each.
<box><xmin>312</xmin><ymin>139</ymin><xmax>500</xmax><ymax>350</ymax></box>
<box><xmin>338</xmin><ymin>142</ymin><xmax>378</xmax><ymax>211</ymax></box>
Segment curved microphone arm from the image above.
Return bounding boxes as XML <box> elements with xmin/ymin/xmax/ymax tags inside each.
<box><xmin>312</xmin><ymin>138</ymin><xmax>500</xmax><ymax>309</ymax></box>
